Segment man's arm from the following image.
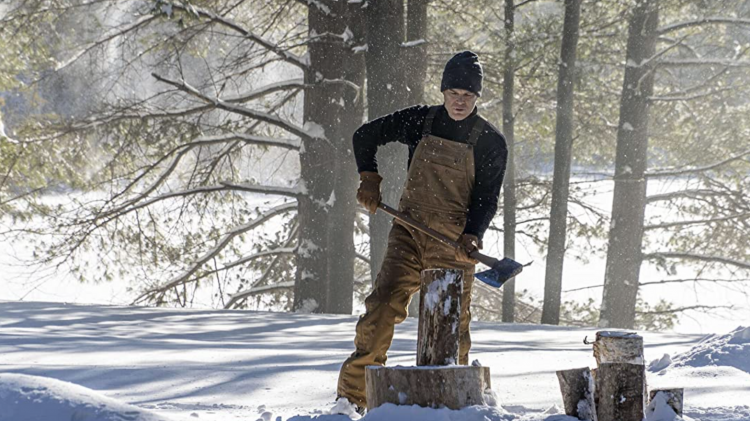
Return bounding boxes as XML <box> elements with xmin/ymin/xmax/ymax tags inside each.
<box><xmin>464</xmin><ymin>131</ymin><xmax>508</xmax><ymax>240</ymax></box>
<box><xmin>353</xmin><ymin>105</ymin><xmax>429</xmax><ymax>173</ymax></box>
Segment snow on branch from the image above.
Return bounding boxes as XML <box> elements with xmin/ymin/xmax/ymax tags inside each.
<box><xmin>644</xmin><ymin>212</ymin><xmax>750</xmax><ymax>231</ymax></box>
<box><xmin>658</xmin><ymin>17</ymin><xmax>750</xmax><ymax>35</ymax></box>
<box><xmin>225</xmin><ymin>281</ymin><xmax>295</xmax><ymax>309</ymax></box>
<box><xmin>644</xmin><ymin>252</ymin><xmax>750</xmax><ymax>271</ymax></box>
<box><xmin>220</xmin><ymin>248</ymin><xmax>296</xmax><ymax>273</ymax></box>
<box><xmin>646</xmin><ymin>148</ymin><xmax>750</xmax><ymax>178</ymax></box>
<box><xmin>224</xmin><ymin>78</ymin><xmax>360</xmax><ymax>103</ymax></box>
<box><xmin>197</xmin><ymin>133</ymin><xmax>301</xmax><ymax>150</ymax></box>
<box><xmin>219</xmin><ymin>181</ymin><xmax>302</xmax><ymax>198</ymax></box>
<box><xmin>167</xmin><ymin>2</ymin><xmax>309</xmax><ymax>69</ymax></box>
<box><xmin>152</xmin><ymin>73</ymin><xmax>326</xmax><ymax>142</ymax></box>
<box><xmin>646</xmin><ymin>189</ymin><xmax>727</xmax><ymax>203</ymax></box>
<box><xmin>132</xmin><ymin>202</ymin><xmax>297</xmax><ymax>305</ymax></box>
<box><xmin>294</xmin><ymin>0</ymin><xmax>332</xmax><ymax>15</ymax></box>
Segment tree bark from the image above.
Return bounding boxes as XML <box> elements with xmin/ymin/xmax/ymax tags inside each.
<box><xmin>365</xmin><ymin>0</ymin><xmax>409</xmax><ymax>290</ymax></box>
<box><xmin>556</xmin><ymin>367</ymin><xmax>597</xmax><ymax>420</ymax></box>
<box><xmin>541</xmin><ymin>0</ymin><xmax>582</xmax><ymax>326</ymax></box>
<box><xmin>417</xmin><ymin>269</ymin><xmax>463</xmax><ymax>366</ymax></box>
<box><xmin>294</xmin><ymin>1</ymin><xmax>365</xmax><ymax>313</ymax></box>
<box><xmin>595</xmin><ymin>363</ymin><xmax>646</xmax><ymax>421</ymax></box>
<box><xmin>599</xmin><ymin>0</ymin><xmax>659</xmax><ymax>329</ymax></box>
<box><xmin>502</xmin><ymin>0</ymin><xmax>517</xmax><ymax>323</ymax></box>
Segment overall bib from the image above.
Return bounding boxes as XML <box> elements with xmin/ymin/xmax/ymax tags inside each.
<box><xmin>337</xmin><ymin>106</ymin><xmax>485</xmax><ymax>407</ymax></box>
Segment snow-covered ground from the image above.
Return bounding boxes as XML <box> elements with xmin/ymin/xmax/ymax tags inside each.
<box><xmin>1</xmin><ymin>301</ymin><xmax>748</xmax><ymax>421</ymax></box>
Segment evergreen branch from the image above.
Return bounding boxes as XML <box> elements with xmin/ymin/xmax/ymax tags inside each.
<box><xmin>226</xmin><ymin>281</ymin><xmax>295</xmax><ymax>304</ymax></box>
<box><xmin>220</xmin><ymin>248</ymin><xmax>296</xmax><ymax>273</ymax></box>
<box><xmin>646</xmin><ymin>189</ymin><xmax>726</xmax><ymax>203</ymax></box>
<box><xmin>132</xmin><ymin>202</ymin><xmax>297</xmax><ymax>305</ymax></box>
<box><xmin>657</xmin><ymin>59</ymin><xmax>750</xmax><ymax>68</ymax></box>
<box><xmin>644</xmin><ymin>252</ymin><xmax>750</xmax><ymax>270</ymax></box>
<box><xmin>639</xmin><ymin>277</ymin><xmax>750</xmax><ymax>287</ymax></box>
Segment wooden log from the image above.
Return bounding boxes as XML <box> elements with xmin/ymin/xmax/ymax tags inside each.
<box><xmin>365</xmin><ymin>365</ymin><xmax>491</xmax><ymax>410</ymax></box>
<box><xmin>649</xmin><ymin>389</ymin><xmax>684</xmax><ymax>415</ymax></box>
<box><xmin>556</xmin><ymin>367</ymin><xmax>597</xmax><ymax>420</ymax></box>
<box><xmin>417</xmin><ymin>268</ymin><xmax>463</xmax><ymax>366</ymax></box>
<box><xmin>595</xmin><ymin>363</ymin><xmax>645</xmax><ymax>421</ymax></box>
<box><xmin>592</xmin><ymin>331</ymin><xmax>644</xmax><ymax>365</ymax></box>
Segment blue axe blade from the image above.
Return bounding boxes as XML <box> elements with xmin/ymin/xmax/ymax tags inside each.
<box><xmin>475</xmin><ymin>258</ymin><xmax>527</xmax><ymax>288</ymax></box>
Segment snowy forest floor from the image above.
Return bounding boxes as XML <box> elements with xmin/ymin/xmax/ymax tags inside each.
<box><xmin>0</xmin><ymin>301</ymin><xmax>748</xmax><ymax>421</ymax></box>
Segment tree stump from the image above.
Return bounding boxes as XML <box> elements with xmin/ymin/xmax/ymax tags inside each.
<box><xmin>365</xmin><ymin>365</ymin><xmax>491</xmax><ymax>410</ymax></box>
<box><xmin>417</xmin><ymin>269</ymin><xmax>463</xmax><ymax>366</ymax></box>
<box><xmin>592</xmin><ymin>331</ymin><xmax>646</xmax><ymax>421</ymax></box>
<box><xmin>595</xmin><ymin>363</ymin><xmax>645</xmax><ymax>421</ymax></box>
<box><xmin>649</xmin><ymin>389</ymin><xmax>683</xmax><ymax>415</ymax></box>
<box><xmin>556</xmin><ymin>367</ymin><xmax>597</xmax><ymax>420</ymax></box>
<box><xmin>592</xmin><ymin>331</ymin><xmax>644</xmax><ymax>365</ymax></box>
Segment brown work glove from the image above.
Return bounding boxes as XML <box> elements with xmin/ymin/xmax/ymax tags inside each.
<box><xmin>357</xmin><ymin>171</ymin><xmax>382</xmax><ymax>214</ymax></box>
<box><xmin>456</xmin><ymin>233</ymin><xmax>482</xmax><ymax>265</ymax></box>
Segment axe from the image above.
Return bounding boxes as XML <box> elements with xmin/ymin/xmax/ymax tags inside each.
<box><xmin>377</xmin><ymin>203</ymin><xmax>530</xmax><ymax>288</ymax></box>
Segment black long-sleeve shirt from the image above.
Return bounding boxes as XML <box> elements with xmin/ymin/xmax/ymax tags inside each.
<box><xmin>353</xmin><ymin>104</ymin><xmax>508</xmax><ymax>239</ymax></box>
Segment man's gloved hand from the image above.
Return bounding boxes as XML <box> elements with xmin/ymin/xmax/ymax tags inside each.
<box><xmin>357</xmin><ymin>171</ymin><xmax>382</xmax><ymax>214</ymax></box>
<box><xmin>456</xmin><ymin>233</ymin><xmax>482</xmax><ymax>265</ymax></box>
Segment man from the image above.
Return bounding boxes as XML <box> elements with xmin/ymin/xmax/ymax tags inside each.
<box><xmin>334</xmin><ymin>51</ymin><xmax>508</xmax><ymax>415</ymax></box>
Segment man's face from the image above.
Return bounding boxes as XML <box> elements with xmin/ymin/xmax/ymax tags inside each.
<box><xmin>443</xmin><ymin>88</ymin><xmax>478</xmax><ymax>121</ymax></box>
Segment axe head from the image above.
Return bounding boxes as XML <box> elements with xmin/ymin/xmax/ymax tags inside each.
<box><xmin>475</xmin><ymin>257</ymin><xmax>526</xmax><ymax>288</ymax></box>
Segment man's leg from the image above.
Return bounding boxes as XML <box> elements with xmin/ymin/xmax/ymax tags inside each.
<box><xmin>337</xmin><ymin>222</ymin><xmax>422</xmax><ymax>408</ymax></box>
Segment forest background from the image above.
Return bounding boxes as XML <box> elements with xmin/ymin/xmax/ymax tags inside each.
<box><xmin>1</xmin><ymin>0</ymin><xmax>749</xmax><ymax>333</ymax></box>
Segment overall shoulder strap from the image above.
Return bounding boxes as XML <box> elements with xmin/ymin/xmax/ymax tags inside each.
<box><xmin>467</xmin><ymin>115</ymin><xmax>486</xmax><ymax>147</ymax></box>
<box><xmin>422</xmin><ymin>106</ymin><xmax>440</xmax><ymax>137</ymax></box>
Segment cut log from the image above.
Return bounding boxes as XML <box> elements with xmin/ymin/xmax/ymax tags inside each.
<box><xmin>649</xmin><ymin>389</ymin><xmax>684</xmax><ymax>415</ymax></box>
<box><xmin>417</xmin><ymin>268</ymin><xmax>463</xmax><ymax>366</ymax></box>
<box><xmin>365</xmin><ymin>365</ymin><xmax>490</xmax><ymax>410</ymax></box>
<box><xmin>595</xmin><ymin>363</ymin><xmax>645</xmax><ymax>421</ymax></box>
<box><xmin>556</xmin><ymin>367</ymin><xmax>597</xmax><ymax>420</ymax></box>
<box><xmin>592</xmin><ymin>331</ymin><xmax>644</xmax><ymax>365</ymax></box>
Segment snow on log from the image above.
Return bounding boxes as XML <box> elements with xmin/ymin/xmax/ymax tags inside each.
<box><xmin>592</xmin><ymin>331</ymin><xmax>644</xmax><ymax>365</ymax></box>
<box><xmin>417</xmin><ymin>268</ymin><xmax>463</xmax><ymax>366</ymax></box>
<box><xmin>364</xmin><ymin>365</ymin><xmax>491</xmax><ymax>411</ymax></box>
<box><xmin>556</xmin><ymin>367</ymin><xmax>597</xmax><ymax>420</ymax></box>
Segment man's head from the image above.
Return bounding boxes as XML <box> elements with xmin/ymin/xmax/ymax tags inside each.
<box><xmin>441</xmin><ymin>51</ymin><xmax>483</xmax><ymax>121</ymax></box>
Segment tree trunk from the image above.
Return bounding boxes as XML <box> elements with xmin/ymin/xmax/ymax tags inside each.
<box><xmin>294</xmin><ymin>1</ymin><xmax>365</xmax><ymax>314</ymax></box>
<box><xmin>365</xmin><ymin>0</ymin><xmax>409</xmax><ymax>287</ymax></box>
<box><xmin>599</xmin><ymin>0</ymin><xmax>659</xmax><ymax>329</ymax></box>
<box><xmin>556</xmin><ymin>367</ymin><xmax>597</xmax><ymax>420</ymax></box>
<box><xmin>404</xmin><ymin>0</ymin><xmax>429</xmax><ymax>318</ymax></box>
<box><xmin>502</xmin><ymin>0</ymin><xmax>517</xmax><ymax>323</ymax></box>
<box><xmin>541</xmin><ymin>0</ymin><xmax>582</xmax><ymax>326</ymax></box>
<box><xmin>596</xmin><ymin>363</ymin><xmax>646</xmax><ymax>421</ymax></box>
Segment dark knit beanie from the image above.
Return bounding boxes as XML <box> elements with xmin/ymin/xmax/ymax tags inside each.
<box><xmin>440</xmin><ymin>51</ymin><xmax>483</xmax><ymax>97</ymax></box>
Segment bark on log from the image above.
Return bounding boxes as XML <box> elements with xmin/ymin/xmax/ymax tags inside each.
<box><xmin>649</xmin><ymin>389</ymin><xmax>684</xmax><ymax>415</ymax></box>
<box><xmin>595</xmin><ymin>363</ymin><xmax>645</xmax><ymax>421</ymax></box>
<box><xmin>417</xmin><ymin>269</ymin><xmax>463</xmax><ymax>366</ymax></box>
<box><xmin>365</xmin><ymin>366</ymin><xmax>491</xmax><ymax>410</ymax></box>
<box><xmin>593</xmin><ymin>331</ymin><xmax>644</xmax><ymax>365</ymax></box>
<box><xmin>556</xmin><ymin>367</ymin><xmax>597</xmax><ymax>420</ymax></box>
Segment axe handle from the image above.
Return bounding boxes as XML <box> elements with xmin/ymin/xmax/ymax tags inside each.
<box><xmin>377</xmin><ymin>203</ymin><xmax>498</xmax><ymax>268</ymax></box>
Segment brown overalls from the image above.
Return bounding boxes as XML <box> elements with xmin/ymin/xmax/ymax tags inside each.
<box><xmin>337</xmin><ymin>106</ymin><xmax>486</xmax><ymax>408</ymax></box>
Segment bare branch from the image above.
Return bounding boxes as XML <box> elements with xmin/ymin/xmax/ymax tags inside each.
<box><xmin>644</xmin><ymin>252</ymin><xmax>750</xmax><ymax>270</ymax></box>
<box><xmin>647</xmin><ymin>148</ymin><xmax>750</xmax><ymax>178</ymax></box>
<box><xmin>658</xmin><ymin>17</ymin><xmax>750</xmax><ymax>35</ymax></box>
<box><xmin>219</xmin><ymin>181</ymin><xmax>301</xmax><ymax>198</ymax></box>
<box><xmin>132</xmin><ymin>202</ymin><xmax>297</xmax><ymax>304</ymax></box>
<box><xmin>168</xmin><ymin>2</ymin><xmax>310</xmax><ymax>69</ymax></box>
<box><xmin>226</xmin><ymin>281</ymin><xmax>295</xmax><ymax>304</ymax></box>
<box><xmin>644</xmin><ymin>212</ymin><xmax>750</xmax><ymax>230</ymax></box>
<box><xmin>152</xmin><ymin>73</ymin><xmax>323</xmax><ymax>141</ymax></box>
<box><xmin>636</xmin><ymin>304</ymin><xmax>733</xmax><ymax>316</ymax></box>
<box><xmin>646</xmin><ymin>189</ymin><xmax>727</xmax><ymax>203</ymax></box>
<box><xmin>657</xmin><ymin>59</ymin><xmax>750</xmax><ymax>68</ymax></box>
